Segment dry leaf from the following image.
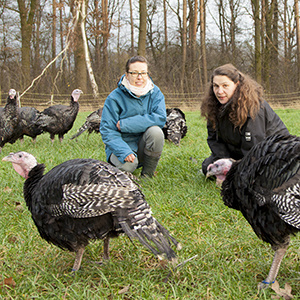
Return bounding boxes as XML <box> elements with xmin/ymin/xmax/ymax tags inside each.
<box><xmin>118</xmin><ymin>284</ymin><xmax>131</xmax><ymax>294</ymax></box>
<box><xmin>15</xmin><ymin>202</ymin><xmax>23</xmax><ymax>211</ymax></box>
<box><xmin>271</xmin><ymin>280</ymin><xmax>293</xmax><ymax>300</ymax></box>
<box><xmin>0</xmin><ymin>277</ymin><xmax>16</xmax><ymax>288</ymax></box>
<box><xmin>3</xmin><ymin>186</ymin><xmax>12</xmax><ymax>193</ymax></box>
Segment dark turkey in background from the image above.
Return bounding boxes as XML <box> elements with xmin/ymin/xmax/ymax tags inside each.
<box><xmin>163</xmin><ymin>108</ymin><xmax>187</xmax><ymax>146</ymax></box>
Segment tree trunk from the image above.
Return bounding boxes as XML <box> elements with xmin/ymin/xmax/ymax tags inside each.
<box><xmin>190</xmin><ymin>0</ymin><xmax>198</xmax><ymax>92</ymax></box>
<box><xmin>17</xmin><ymin>0</ymin><xmax>38</xmax><ymax>89</ymax></box>
<box><xmin>73</xmin><ymin>1</ymin><xmax>87</xmax><ymax>91</ymax></box>
<box><xmin>80</xmin><ymin>0</ymin><xmax>99</xmax><ymax>98</ymax></box>
<box><xmin>138</xmin><ymin>0</ymin><xmax>147</xmax><ymax>56</ymax></box>
<box><xmin>180</xmin><ymin>0</ymin><xmax>187</xmax><ymax>92</ymax></box>
<box><xmin>163</xmin><ymin>0</ymin><xmax>168</xmax><ymax>78</ymax></box>
<box><xmin>33</xmin><ymin>1</ymin><xmax>41</xmax><ymax>79</ymax></box>
<box><xmin>129</xmin><ymin>0</ymin><xmax>135</xmax><ymax>56</ymax></box>
<box><xmin>229</xmin><ymin>0</ymin><xmax>236</xmax><ymax>64</ymax></box>
<box><xmin>52</xmin><ymin>0</ymin><xmax>57</xmax><ymax>92</ymax></box>
<box><xmin>251</xmin><ymin>0</ymin><xmax>262</xmax><ymax>83</ymax></box>
<box><xmin>200</xmin><ymin>0</ymin><xmax>207</xmax><ymax>87</ymax></box>
<box><xmin>102</xmin><ymin>0</ymin><xmax>109</xmax><ymax>89</ymax></box>
<box><xmin>295</xmin><ymin>0</ymin><xmax>300</xmax><ymax>89</ymax></box>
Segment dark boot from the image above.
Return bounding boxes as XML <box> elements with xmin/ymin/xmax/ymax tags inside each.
<box><xmin>141</xmin><ymin>154</ymin><xmax>161</xmax><ymax>178</ymax></box>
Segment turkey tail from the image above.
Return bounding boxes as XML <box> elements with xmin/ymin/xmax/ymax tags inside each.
<box><xmin>115</xmin><ymin>200</ymin><xmax>181</xmax><ymax>262</ymax></box>
<box><xmin>119</xmin><ymin>217</ymin><xmax>180</xmax><ymax>261</ymax></box>
<box><xmin>70</xmin><ymin>122</ymin><xmax>89</xmax><ymax>140</ymax></box>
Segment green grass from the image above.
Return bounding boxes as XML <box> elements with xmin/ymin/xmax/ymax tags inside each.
<box><xmin>0</xmin><ymin>109</ymin><xmax>299</xmax><ymax>299</ymax></box>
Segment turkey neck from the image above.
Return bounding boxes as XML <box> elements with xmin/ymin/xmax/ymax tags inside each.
<box><xmin>5</xmin><ymin>97</ymin><xmax>18</xmax><ymax>119</ymax></box>
<box><xmin>23</xmin><ymin>164</ymin><xmax>45</xmax><ymax>212</ymax></box>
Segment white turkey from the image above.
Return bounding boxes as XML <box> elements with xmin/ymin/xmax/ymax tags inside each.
<box><xmin>70</xmin><ymin>107</ymin><xmax>103</xmax><ymax>140</ymax></box>
<box><xmin>206</xmin><ymin>134</ymin><xmax>300</xmax><ymax>289</ymax></box>
<box><xmin>162</xmin><ymin>108</ymin><xmax>187</xmax><ymax>145</ymax></box>
<box><xmin>0</xmin><ymin>89</ymin><xmax>19</xmax><ymax>152</ymax></box>
<box><xmin>35</xmin><ymin>89</ymin><xmax>82</xmax><ymax>143</ymax></box>
<box><xmin>3</xmin><ymin>151</ymin><xmax>181</xmax><ymax>271</ymax></box>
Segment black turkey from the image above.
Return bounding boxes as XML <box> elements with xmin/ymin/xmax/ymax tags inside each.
<box><xmin>206</xmin><ymin>134</ymin><xmax>300</xmax><ymax>289</ymax></box>
<box><xmin>3</xmin><ymin>151</ymin><xmax>181</xmax><ymax>271</ymax></box>
<box><xmin>162</xmin><ymin>108</ymin><xmax>187</xmax><ymax>145</ymax></box>
<box><xmin>0</xmin><ymin>89</ymin><xmax>19</xmax><ymax>152</ymax></box>
<box><xmin>35</xmin><ymin>89</ymin><xmax>82</xmax><ymax>143</ymax></box>
<box><xmin>70</xmin><ymin>107</ymin><xmax>103</xmax><ymax>140</ymax></box>
<box><xmin>16</xmin><ymin>107</ymin><xmax>43</xmax><ymax>143</ymax></box>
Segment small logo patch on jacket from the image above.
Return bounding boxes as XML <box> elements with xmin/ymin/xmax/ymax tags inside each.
<box><xmin>245</xmin><ymin>131</ymin><xmax>251</xmax><ymax>141</ymax></box>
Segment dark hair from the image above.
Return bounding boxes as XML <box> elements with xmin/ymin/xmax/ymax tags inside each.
<box><xmin>211</xmin><ymin>64</ymin><xmax>241</xmax><ymax>84</ymax></box>
<box><xmin>125</xmin><ymin>56</ymin><xmax>148</xmax><ymax>72</ymax></box>
<box><xmin>201</xmin><ymin>63</ymin><xmax>264</xmax><ymax>129</ymax></box>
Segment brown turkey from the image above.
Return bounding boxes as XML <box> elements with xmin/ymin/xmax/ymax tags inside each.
<box><xmin>3</xmin><ymin>151</ymin><xmax>181</xmax><ymax>272</ymax></box>
<box><xmin>206</xmin><ymin>134</ymin><xmax>300</xmax><ymax>289</ymax></box>
<box><xmin>35</xmin><ymin>89</ymin><xmax>82</xmax><ymax>143</ymax></box>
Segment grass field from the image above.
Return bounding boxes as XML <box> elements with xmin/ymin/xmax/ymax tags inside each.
<box><xmin>0</xmin><ymin>109</ymin><xmax>299</xmax><ymax>299</ymax></box>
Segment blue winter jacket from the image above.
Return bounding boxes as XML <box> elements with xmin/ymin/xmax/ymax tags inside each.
<box><xmin>100</xmin><ymin>75</ymin><xmax>166</xmax><ymax>163</ymax></box>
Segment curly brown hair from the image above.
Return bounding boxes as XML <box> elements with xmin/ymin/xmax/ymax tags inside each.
<box><xmin>201</xmin><ymin>64</ymin><xmax>264</xmax><ymax>129</ymax></box>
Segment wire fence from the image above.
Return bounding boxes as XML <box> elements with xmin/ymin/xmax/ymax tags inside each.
<box><xmin>1</xmin><ymin>91</ymin><xmax>300</xmax><ymax>111</ymax></box>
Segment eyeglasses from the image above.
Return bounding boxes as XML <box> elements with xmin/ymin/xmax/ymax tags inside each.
<box><xmin>127</xmin><ymin>71</ymin><xmax>148</xmax><ymax>78</ymax></box>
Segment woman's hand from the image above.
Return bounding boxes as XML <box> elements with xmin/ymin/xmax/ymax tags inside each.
<box><xmin>116</xmin><ymin>121</ymin><xmax>121</xmax><ymax>131</ymax></box>
<box><xmin>124</xmin><ymin>154</ymin><xmax>136</xmax><ymax>163</ymax></box>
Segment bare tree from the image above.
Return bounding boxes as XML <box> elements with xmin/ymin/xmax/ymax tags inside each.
<box><xmin>138</xmin><ymin>0</ymin><xmax>147</xmax><ymax>56</ymax></box>
<box><xmin>251</xmin><ymin>0</ymin><xmax>262</xmax><ymax>83</ymax></box>
<box><xmin>163</xmin><ymin>0</ymin><xmax>168</xmax><ymax>77</ymax></box>
<box><xmin>80</xmin><ymin>0</ymin><xmax>99</xmax><ymax>98</ymax></box>
<box><xmin>200</xmin><ymin>0</ymin><xmax>207</xmax><ymax>86</ymax></box>
<box><xmin>180</xmin><ymin>0</ymin><xmax>187</xmax><ymax>92</ymax></box>
<box><xmin>71</xmin><ymin>0</ymin><xmax>87</xmax><ymax>91</ymax></box>
<box><xmin>295</xmin><ymin>0</ymin><xmax>300</xmax><ymax>88</ymax></box>
<box><xmin>17</xmin><ymin>0</ymin><xmax>38</xmax><ymax>88</ymax></box>
<box><xmin>129</xmin><ymin>0</ymin><xmax>135</xmax><ymax>56</ymax></box>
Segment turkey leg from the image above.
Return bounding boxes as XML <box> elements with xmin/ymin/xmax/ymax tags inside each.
<box><xmin>258</xmin><ymin>246</ymin><xmax>288</xmax><ymax>290</ymax></box>
<box><xmin>72</xmin><ymin>246</ymin><xmax>85</xmax><ymax>271</ymax></box>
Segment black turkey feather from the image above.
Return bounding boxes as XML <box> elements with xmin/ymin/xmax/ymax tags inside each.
<box><xmin>70</xmin><ymin>107</ymin><xmax>103</xmax><ymax>140</ymax></box>
<box><xmin>16</xmin><ymin>106</ymin><xmax>43</xmax><ymax>142</ymax></box>
<box><xmin>35</xmin><ymin>89</ymin><xmax>82</xmax><ymax>143</ymax></box>
<box><xmin>0</xmin><ymin>89</ymin><xmax>19</xmax><ymax>152</ymax></box>
<box><xmin>162</xmin><ymin>108</ymin><xmax>187</xmax><ymax>145</ymax></box>
<box><xmin>3</xmin><ymin>151</ymin><xmax>181</xmax><ymax>271</ymax></box>
<box><xmin>206</xmin><ymin>134</ymin><xmax>300</xmax><ymax>289</ymax></box>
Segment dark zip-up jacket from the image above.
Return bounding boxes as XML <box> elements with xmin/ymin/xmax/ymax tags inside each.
<box><xmin>206</xmin><ymin>100</ymin><xmax>289</xmax><ymax>161</ymax></box>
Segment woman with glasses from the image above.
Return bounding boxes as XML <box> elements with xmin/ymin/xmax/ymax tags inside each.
<box><xmin>201</xmin><ymin>63</ymin><xmax>289</xmax><ymax>177</ymax></box>
<box><xmin>100</xmin><ymin>56</ymin><xmax>166</xmax><ymax>177</ymax></box>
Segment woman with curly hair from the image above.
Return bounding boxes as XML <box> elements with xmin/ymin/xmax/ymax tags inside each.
<box><xmin>201</xmin><ymin>63</ymin><xmax>289</xmax><ymax>176</ymax></box>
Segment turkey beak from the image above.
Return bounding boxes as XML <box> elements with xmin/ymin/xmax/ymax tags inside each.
<box><xmin>2</xmin><ymin>153</ymin><xmax>14</xmax><ymax>162</ymax></box>
<box><xmin>206</xmin><ymin>164</ymin><xmax>214</xmax><ymax>178</ymax></box>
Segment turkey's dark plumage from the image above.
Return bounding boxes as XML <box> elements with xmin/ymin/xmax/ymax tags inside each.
<box><xmin>162</xmin><ymin>108</ymin><xmax>187</xmax><ymax>145</ymax></box>
<box><xmin>16</xmin><ymin>107</ymin><xmax>43</xmax><ymax>142</ymax></box>
<box><xmin>221</xmin><ymin>134</ymin><xmax>300</xmax><ymax>289</ymax></box>
<box><xmin>35</xmin><ymin>89</ymin><xmax>82</xmax><ymax>143</ymax></box>
<box><xmin>70</xmin><ymin>107</ymin><xmax>103</xmax><ymax>140</ymax></box>
<box><xmin>3</xmin><ymin>151</ymin><xmax>180</xmax><ymax>271</ymax></box>
<box><xmin>0</xmin><ymin>89</ymin><xmax>19</xmax><ymax>152</ymax></box>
